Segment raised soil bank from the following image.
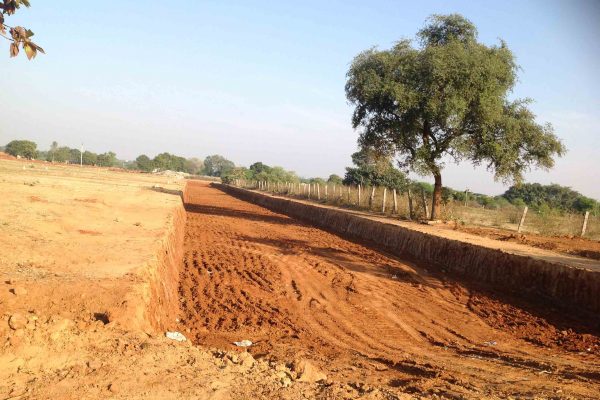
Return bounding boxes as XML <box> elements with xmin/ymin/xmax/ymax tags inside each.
<box><xmin>0</xmin><ymin>158</ymin><xmax>188</xmax><ymax>333</ymax></box>
<box><xmin>216</xmin><ymin>184</ymin><xmax>600</xmax><ymax>314</ymax></box>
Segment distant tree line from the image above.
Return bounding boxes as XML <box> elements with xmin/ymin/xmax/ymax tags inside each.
<box><xmin>222</xmin><ymin>161</ymin><xmax>300</xmax><ymax>184</ymax></box>
<box><xmin>5</xmin><ymin>139</ymin><xmax>597</xmax><ymax>215</ymax></box>
<box><xmin>502</xmin><ymin>183</ymin><xmax>599</xmax><ymax>214</ymax></box>
<box><xmin>2</xmin><ymin>139</ymin><xmax>236</xmax><ymax>177</ymax></box>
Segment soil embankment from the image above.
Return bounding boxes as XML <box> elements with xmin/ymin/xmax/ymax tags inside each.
<box><xmin>218</xmin><ymin>184</ymin><xmax>600</xmax><ymax>314</ymax></box>
<box><xmin>179</xmin><ymin>181</ymin><xmax>600</xmax><ymax>399</ymax></box>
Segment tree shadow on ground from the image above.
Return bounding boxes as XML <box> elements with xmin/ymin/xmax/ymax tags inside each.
<box><xmin>233</xmin><ymin>233</ymin><xmax>439</xmax><ymax>288</ymax></box>
<box><xmin>184</xmin><ymin>203</ymin><xmax>299</xmax><ymax>226</ymax></box>
<box><xmin>146</xmin><ymin>186</ymin><xmax>184</xmax><ymax>198</ymax></box>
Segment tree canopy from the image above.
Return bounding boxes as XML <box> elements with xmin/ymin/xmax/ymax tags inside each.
<box><xmin>135</xmin><ymin>155</ymin><xmax>154</xmax><ymax>172</ymax></box>
<box><xmin>96</xmin><ymin>151</ymin><xmax>117</xmax><ymax>167</ymax></box>
<box><xmin>327</xmin><ymin>174</ymin><xmax>343</xmax><ymax>185</ymax></box>
<box><xmin>345</xmin><ymin>14</ymin><xmax>565</xmax><ymax>219</ymax></box>
<box><xmin>222</xmin><ymin>161</ymin><xmax>299</xmax><ymax>184</ymax></box>
<box><xmin>343</xmin><ymin>147</ymin><xmax>408</xmax><ymax>191</ymax></box>
<box><xmin>153</xmin><ymin>152</ymin><xmax>186</xmax><ymax>172</ymax></box>
<box><xmin>1</xmin><ymin>0</ymin><xmax>44</xmax><ymax>59</ymax></box>
<box><xmin>502</xmin><ymin>183</ymin><xmax>599</xmax><ymax>213</ymax></box>
<box><xmin>204</xmin><ymin>155</ymin><xmax>235</xmax><ymax>177</ymax></box>
<box><xmin>5</xmin><ymin>139</ymin><xmax>37</xmax><ymax>158</ymax></box>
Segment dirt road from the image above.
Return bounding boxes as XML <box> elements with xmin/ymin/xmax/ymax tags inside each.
<box><xmin>180</xmin><ymin>181</ymin><xmax>600</xmax><ymax>399</ymax></box>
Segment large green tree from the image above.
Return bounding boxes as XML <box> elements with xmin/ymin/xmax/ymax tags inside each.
<box><xmin>135</xmin><ymin>154</ymin><xmax>153</xmax><ymax>172</ymax></box>
<box><xmin>204</xmin><ymin>154</ymin><xmax>235</xmax><ymax>177</ymax></box>
<box><xmin>343</xmin><ymin>147</ymin><xmax>408</xmax><ymax>191</ymax></box>
<box><xmin>503</xmin><ymin>183</ymin><xmax>599</xmax><ymax>213</ymax></box>
<box><xmin>97</xmin><ymin>151</ymin><xmax>117</xmax><ymax>167</ymax></box>
<box><xmin>82</xmin><ymin>150</ymin><xmax>97</xmax><ymax>165</ymax></box>
<box><xmin>327</xmin><ymin>174</ymin><xmax>343</xmax><ymax>185</ymax></box>
<box><xmin>152</xmin><ymin>152</ymin><xmax>187</xmax><ymax>171</ymax></box>
<box><xmin>345</xmin><ymin>14</ymin><xmax>565</xmax><ymax>219</ymax></box>
<box><xmin>5</xmin><ymin>139</ymin><xmax>37</xmax><ymax>158</ymax></box>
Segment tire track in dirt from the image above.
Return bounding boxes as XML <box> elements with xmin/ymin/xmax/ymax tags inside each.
<box><xmin>179</xmin><ymin>181</ymin><xmax>600</xmax><ymax>398</ymax></box>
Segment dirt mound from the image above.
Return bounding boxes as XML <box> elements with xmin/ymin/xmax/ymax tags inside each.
<box><xmin>179</xmin><ymin>181</ymin><xmax>600</xmax><ymax>399</ymax></box>
<box><xmin>468</xmin><ymin>290</ymin><xmax>600</xmax><ymax>354</ymax></box>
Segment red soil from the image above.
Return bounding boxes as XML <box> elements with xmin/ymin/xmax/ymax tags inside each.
<box><xmin>179</xmin><ymin>182</ymin><xmax>600</xmax><ymax>399</ymax></box>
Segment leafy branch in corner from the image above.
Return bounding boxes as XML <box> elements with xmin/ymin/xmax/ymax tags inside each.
<box><xmin>0</xmin><ymin>0</ymin><xmax>44</xmax><ymax>59</ymax></box>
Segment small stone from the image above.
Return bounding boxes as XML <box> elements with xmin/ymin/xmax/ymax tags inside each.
<box><xmin>280</xmin><ymin>376</ymin><xmax>292</xmax><ymax>387</ymax></box>
<box><xmin>238</xmin><ymin>352</ymin><xmax>255</xmax><ymax>368</ymax></box>
<box><xmin>87</xmin><ymin>360</ymin><xmax>102</xmax><ymax>371</ymax></box>
<box><xmin>10</xmin><ymin>287</ymin><xmax>27</xmax><ymax>296</ymax></box>
<box><xmin>8</xmin><ymin>314</ymin><xmax>27</xmax><ymax>330</ymax></box>
<box><xmin>108</xmin><ymin>383</ymin><xmax>118</xmax><ymax>393</ymax></box>
<box><xmin>292</xmin><ymin>359</ymin><xmax>327</xmax><ymax>383</ymax></box>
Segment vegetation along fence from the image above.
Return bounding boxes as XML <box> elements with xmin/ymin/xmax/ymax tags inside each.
<box><xmin>229</xmin><ymin>180</ymin><xmax>600</xmax><ymax>241</ymax></box>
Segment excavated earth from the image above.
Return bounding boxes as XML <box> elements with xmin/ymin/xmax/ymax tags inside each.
<box><xmin>2</xmin><ymin>158</ymin><xmax>599</xmax><ymax>399</ymax></box>
<box><xmin>180</xmin><ymin>181</ymin><xmax>600</xmax><ymax>399</ymax></box>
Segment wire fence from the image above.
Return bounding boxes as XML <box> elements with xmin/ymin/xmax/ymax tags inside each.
<box><xmin>231</xmin><ymin>179</ymin><xmax>600</xmax><ymax>241</ymax></box>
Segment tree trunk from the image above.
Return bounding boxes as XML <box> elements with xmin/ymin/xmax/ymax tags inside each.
<box><xmin>430</xmin><ymin>172</ymin><xmax>442</xmax><ymax>220</ymax></box>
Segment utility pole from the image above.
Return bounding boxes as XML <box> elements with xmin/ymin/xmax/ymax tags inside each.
<box><xmin>80</xmin><ymin>143</ymin><xmax>83</xmax><ymax>167</ymax></box>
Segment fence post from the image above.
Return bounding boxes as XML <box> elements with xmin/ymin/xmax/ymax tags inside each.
<box><xmin>357</xmin><ymin>185</ymin><xmax>361</xmax><ymax>206</ymax></box>
<box><xmin>317</xmin><ymin>184</ymin><xmax>321</xmax><ymax>200</ymax></box>
<box><xmin>369</xmin><ymin>186</ymin><xmax>376</xmax><ymax>209</ymax></box>
<box><xmin>325</xmin><ymin>185</ymin><xmax>328</xmax><ymax>201</ymax></box>
<box><xmin>407</xmin><ymin>188</ymin><xmax>414</xmax><ymax>220</ymax></box>
<box><xmin>393</xmin><ymin>189</ymin><xmax>398</xmax><ymax>214</ymax></box>
<box><xmin>581</xmin><ymin>211</ymin><xmax>590</xmax><ymax>237</ymax></box>
<box><xmin>382</xmin><ymin>187</ymin><xmax>387</xmax><ymax>213</ymax></box>
<box><xmin>308</xmin><ymin>184</ymin><xmax>311</xmax><ymax>199</ymax></box>
<box><xmin>347</xmin><ymin>186</ymin><xmax>351</xmax><ymax>203</ymax></box>
<box><xmin>421</xmin><ymin>188</ymin><xmax>429</xmax><ymax>219</ymax></box>
<box><xmin>517</xmin><ymin>206</ymin><xmax>528</xmax><ymax>233</ymax></box>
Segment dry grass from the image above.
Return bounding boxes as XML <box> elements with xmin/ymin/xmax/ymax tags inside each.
<box><xmin>239</xmin><ymin>181</ymin><xmax>599</xmax><ymax>241</ymax></box>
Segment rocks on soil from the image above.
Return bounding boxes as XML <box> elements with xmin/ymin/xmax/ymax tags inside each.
<box><xmin>8</xmin><ymin>314</ymin><xmax>28</xmax><ymax>330</ymax></box>
<box><xmin>292</xmin><ymin>359</ymin><xmax>327</xmax><ymax>383</ymax></box>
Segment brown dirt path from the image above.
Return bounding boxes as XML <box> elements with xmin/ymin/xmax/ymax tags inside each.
<box><xmin>180</xmin><ymin>181</ymin><xmax>600</xmax><ymax>399</ymax></box>
<box><xmin>446</xmin><ymin>225</ymin><xmax>600</xmax><ymax>261</ymax></box>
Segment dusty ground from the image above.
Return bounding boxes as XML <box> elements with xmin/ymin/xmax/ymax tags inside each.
<box><xmin>0</xmin><ymin>159</ymin><xmax>375</xmax><ymax>399</ymax></box>
<box><xmin>2</xmin><ymin>158</ymin><xmax>599</xmax><ymax>399</ymax></box>
<box><xmin>442</xmin><ymin>225</ymin><xmax>600</xmax><ymax>261</ymax></box>
<box><xmin>180</xmin><ymin>181</ymin><xmax>600</xmax><ymax>399</ymax></box>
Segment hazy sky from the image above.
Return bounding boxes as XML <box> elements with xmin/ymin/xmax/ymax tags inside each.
<box><xmin>1</xmin><ymin>0</ymin><xmax>599</xmax><ymax>197</ymax></box>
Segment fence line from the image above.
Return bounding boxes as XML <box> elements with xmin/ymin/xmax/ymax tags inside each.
<box><xmin>230</xmin><ymin>179</ymin><xmax>599</xmax><ymax>240</ymax></box>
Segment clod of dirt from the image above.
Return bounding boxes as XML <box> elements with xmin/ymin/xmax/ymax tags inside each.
<box><xmin>108</xmin><ymin>383</ymin><xmax>119</xmax><ymax>393</ymax></box>
<box><xmin>238</xmin><ymin>351</ymin><xmax>255</xmax><ymax>368</ymax></box>
<box><xmin>292</xmin><ymin>359</ymin><xmax>327</xmax><ymax>383</ymax></box>
<box><xmin>93</xmin><ymin>312</ymin><xmax>110</xmax><ymax>325</ymax></box>
<box><xmin>8</xmin><ymin>314</ymin><xmax>27</xmax><ymax>330</ymax></box>
<box><xmin>10</xmin><ymin>287</ymin><xmax>28</xmax><ymax>296</ymax></box>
